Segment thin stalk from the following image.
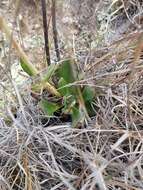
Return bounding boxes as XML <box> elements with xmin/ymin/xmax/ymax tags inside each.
<box><xmin>0</xmin><ymin>16</ymin><xmax>61</xmax><ymax>97</ymax></box>
<box><xmin>51</xmin><ymin>0</ymin><xmax>60</xmax><ymax>62</ymax></box>
<box><xmin>22</xmin><ymin>150</ymin><xmax>33</xmax><ymax>190</ymax></box>
<box><xmin>41</xmin><ymin>0</ymin><xmax>51</xmax><ymax>65</ymax></box>
<box><xmin>0</xmin><ymin>16</ymin><xmax>38</xmax><ymax>76</ymax></box>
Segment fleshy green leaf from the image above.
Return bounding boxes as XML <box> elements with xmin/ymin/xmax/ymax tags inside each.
<box><xmin>43</xmin><ymin>64</ymin><xmax>58</xmax><ymax>81</ymax></box>
<box><xmin>71</xmin><ymin>106</ymin><xmax>83</xmax><ymax>127</ymax></box>
<box><xmin>58</xmin><ymin>77</ymin><xmax>70</xmax><ymax>96</ymax></box>
<box><xmin>39</xmin><ymin>99</ymin><xmax>61</xmax><ymax>116</ymax></box>
<box><xmin>58</xmin><ymin>77</ymin><xmax>77</xmax><ymax>97</ymax></box>
<box><xmin>82</xmin><ymin>86</ymin><xmax>94</xmax><ymax>102</ymax></box>
<box><xmin>20</xmin><ymin>58</ymin><xmax>38</xmax><ymax>76</ymax></box>
<box><xmin>58</xmin><ymin>60</ymin><xmax>76</xmax><ymax>83</ymax></box>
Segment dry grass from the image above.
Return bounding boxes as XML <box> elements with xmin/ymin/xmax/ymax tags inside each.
<box><xmin>1</xmin><ymin>35</ymin><xmax>143</xmax><ymax>189</ymax></box>
<box><xmin>0</xmin><ymin>0</ymin><xmax>143</xmax><ymax>190</ymax></box>
<box><xmin>1</xmin><ymin>80</ymin><xmax>143</xmax><ymax>190</ymax></box>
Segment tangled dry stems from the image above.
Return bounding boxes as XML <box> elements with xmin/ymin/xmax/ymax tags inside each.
<box><xmin>1</xmin><ymin>37</ymin><xmax>143</xmax><ymax>189</ymax></box>
<box><xmin>1</xmin><ymin>0</ymin><xmax>143</xmax><ymax>189</ymax></box>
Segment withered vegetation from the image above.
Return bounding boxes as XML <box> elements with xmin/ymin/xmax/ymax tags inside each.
<box><xmin>0</xmin><ymin>0</ymin><xmax>143</xmax><ymax>189</ymax></box>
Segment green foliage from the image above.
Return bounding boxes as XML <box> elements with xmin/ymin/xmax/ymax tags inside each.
<box><xmin>39</xmin><ymin>59</ymin><xmax>96</xmax><ymax>126</ymax></box>
<box><xmin>62</xmin><ymin>96</ymin><xmax>75</xmax><ymax>113</ymax></box>
<box><xmin>82</xmin><ymin>86</ymin><xmax>94</xmax><ymax>102</ymax></box>
<box><xmin>1</xmin><ymin>13</ymin><xmax>97</xmax><ymax>127</ymax></box>
<box><xmin>56</xmin><ymin>59</ymin><xmax>94</xmax><ymax>125</ymax></box>
<box><xmin>20</xmin><ymin>58</ymin><xmax>38</xmax><ymax>77</ymax></box>
<box><xmin>39</xmin><ymin>99</ymin><xmax>61</xmax><ymax>116</ymax></box>
<box><xmin>58</xmin><ymin>77</ymin><xmax>70</xmax><ymax>96</ymax></box>
<box><xmin>43</xmin><ymin>64</ymin><xmax>58</xmax><ymax>81</ymax></box>
<box><xmin>71</xmin><ymin>106</ymin><xmax>83</xmax><ymax>127</ymax></box>
<box><xmin>58</xmin><ymin>59</ymin><xmax>76</xmax><ymax>83</ymax></box>
<box><xmin>20</xmin><ymin>57</ymin><xmax>96</xmax><ymax>127</ymax></box>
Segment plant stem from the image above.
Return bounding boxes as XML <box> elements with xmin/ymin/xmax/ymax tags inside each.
<box><xmin>41</xmin><ymin>0</ymin><xmax>51</xmax><ymax>65</ymax></box>
<box><xmin>0</xmin><ymin>16</ymin><xmax>38</xmax><ymax>76</ymax></box>
<box><xmin>51</xmin><ymin>0</ymin><xmax>60</xmax><ymax>62</ymax></box>
<box><xmin>0</xmin><ymin>16</ymin><xmax>61</xmax><ymax>97</ymax></box>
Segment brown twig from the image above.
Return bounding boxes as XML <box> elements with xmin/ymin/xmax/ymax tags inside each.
<box><xmin>51</xmin><ymin>0</ymin><xmax>60</xmax><ymax>62</ymax></box>
<box><xmin>41</xmin><ymin>0</ymin><xmax>51</xmax><ymax>65</ymax></box>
